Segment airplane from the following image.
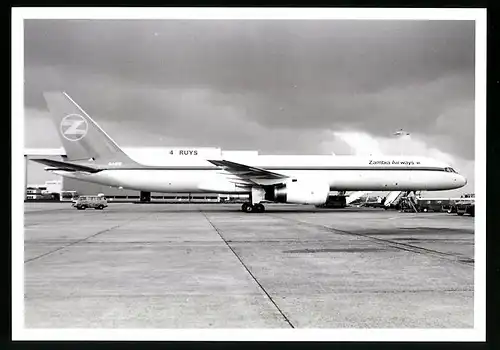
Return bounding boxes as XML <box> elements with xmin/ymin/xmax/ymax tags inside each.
<box><xmin>393</xmin><ymin>129</ymin><xmax>411</xmax><ymax>136</ymax></box>
<box><xmin>30</xmin><ymin>92</ymin><xmax>467</xmax><ymax>213</ymax></box>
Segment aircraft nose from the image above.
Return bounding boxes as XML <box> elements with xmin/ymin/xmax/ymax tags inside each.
<box><xmin>455</xmin><ymin>174</ymin><xmax>467</xmax><ymax>187</ymax></box>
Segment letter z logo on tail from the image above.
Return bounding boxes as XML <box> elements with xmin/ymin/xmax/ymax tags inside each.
<box><xmin>60</xmin><ymin>114</ymin><xmax>88</xmax><ymax>141</ymax></box>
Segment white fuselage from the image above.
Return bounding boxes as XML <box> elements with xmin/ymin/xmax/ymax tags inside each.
<box><xmin>52</xmin><ymin>155</ymin><xmax>467</xmax><ymax>193</ymax></box>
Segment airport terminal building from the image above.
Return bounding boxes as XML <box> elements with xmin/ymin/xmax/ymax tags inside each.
<box><xmin>60</xmin><ymin>177</ymin><xmax>247</xmax><ymax>202</ymax></box>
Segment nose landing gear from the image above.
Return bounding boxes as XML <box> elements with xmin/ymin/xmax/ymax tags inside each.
<box><xmin>241</xmin><ymin>202</ymin><xmax>265</xmax><ymax>213</ymax></box>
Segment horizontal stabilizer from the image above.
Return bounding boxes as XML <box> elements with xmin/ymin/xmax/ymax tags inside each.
<box><xmin>31</xmin><ymin>158</ymin><xmax>101</xmax><ymax>173</ymax></box>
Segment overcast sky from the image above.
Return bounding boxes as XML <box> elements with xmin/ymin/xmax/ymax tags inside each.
<box><xmin>24</xmin><ymin>19</ymin><xmax>476</xmax><ymax>194</ymax></box>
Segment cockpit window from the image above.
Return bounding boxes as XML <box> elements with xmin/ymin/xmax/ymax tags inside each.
<box><xmin>444</xmin><ymin>167</ymin><xmax>457</xmax><ymax>173</ymax></box>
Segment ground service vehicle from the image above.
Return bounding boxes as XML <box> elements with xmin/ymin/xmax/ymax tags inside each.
<box><xmin>449</xmin><ymin>194</ymin><xmax>475</xmax><ymax>215</ymax></box>
<box><xmin>456</xmin><ymin>201</ymin><xmax>475</xmax><ymax>216</ymax></box>
<box><xmin>73</xmin><ymin>195</ymin><xmax>108</xmax><ymax>210</ymax></box>
<box><xmin>416</xmin><ymin>199</ymin><xmax>451</xmax><ymax>212</ymax></box>
<box><xmin>316</xmin><ymin>195</ymin><xmax>347</xmax><ymax>208</ymax></box>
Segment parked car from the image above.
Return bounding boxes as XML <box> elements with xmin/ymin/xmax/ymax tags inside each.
<box><xmin>72</xmin><ymin>195</ymin><xmax>108</xmax><ymax>210</ymax></box>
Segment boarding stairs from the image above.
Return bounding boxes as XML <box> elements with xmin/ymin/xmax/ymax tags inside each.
<box><xmin>383</xmin><ymin>191</ymin><xmax>404</xmax><ymax>207</ymax></box>
<box><xmin>398</xmin><ymin>191</ymin><xmax>419</xmax><ymax>213</ymax></box>
<box><xmin>383</xmin><ymin>191</ymin><xmax>419</xmax><ymax>213</ymax></box>
<box><xmin>346</xmin><ymin>191</ymin><xmax>370</xmax><ymax>205</ymax></box>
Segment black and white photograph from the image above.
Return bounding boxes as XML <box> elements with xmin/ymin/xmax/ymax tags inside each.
<box><xmin>12</xmin><ymin>7</ymin><xmax>486</xmax><ymax>341</ymax></box>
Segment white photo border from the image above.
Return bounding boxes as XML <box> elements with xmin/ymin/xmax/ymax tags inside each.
<box><xmin>12</xmin><ymin>7</ymin><xmax>487</xmax><ymax>342</ymax></box>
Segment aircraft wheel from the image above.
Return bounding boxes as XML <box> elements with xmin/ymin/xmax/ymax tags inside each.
<box><xmin>241</xmin><ymin>203</ymin><xmax>253</xmax><ymax>212</ymax></box>
<box><xmin>254</xmin><ymin>203</ymin><xmax>265</xmax><ymax>212</ymax></box>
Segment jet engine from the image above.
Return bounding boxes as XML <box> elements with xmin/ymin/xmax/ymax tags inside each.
<box><xmin>264</xmin><ymin>180</ymin><xmax>330</xmax><ymax>205</ymax></box>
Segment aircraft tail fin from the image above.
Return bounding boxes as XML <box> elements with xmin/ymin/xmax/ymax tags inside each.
<box><xmin>43</xmin><ymin>91</ymin><xmax>141</xmax><ymax>168</ymax></box>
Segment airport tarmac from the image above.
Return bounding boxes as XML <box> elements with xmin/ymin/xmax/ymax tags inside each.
<box><xmin>23</xmin><ymin>202</ymin><xmax>474</xmax><ymax>328</ymax></box>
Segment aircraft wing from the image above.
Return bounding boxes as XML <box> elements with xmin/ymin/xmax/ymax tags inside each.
<box><xmin>30</xmin><ymin>158</ymin><xmax>101</xmax><ymax>173</ymax></box>
<box><xmin>208</xmin><ymin>159</ymin><xmax>289</xmax><ymax>186</ymax></box>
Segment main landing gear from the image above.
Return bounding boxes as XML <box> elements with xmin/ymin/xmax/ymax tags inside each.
<box><xmin>241</xmin><ymin>202</ymin><xmax>265</xmax><ymax>213</ymax></box>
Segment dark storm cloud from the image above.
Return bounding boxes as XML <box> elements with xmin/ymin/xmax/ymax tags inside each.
<box><xmin>24</xmin><ymin>19</ymin><xmax>475</xmax><ymax>159</ymax></box>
